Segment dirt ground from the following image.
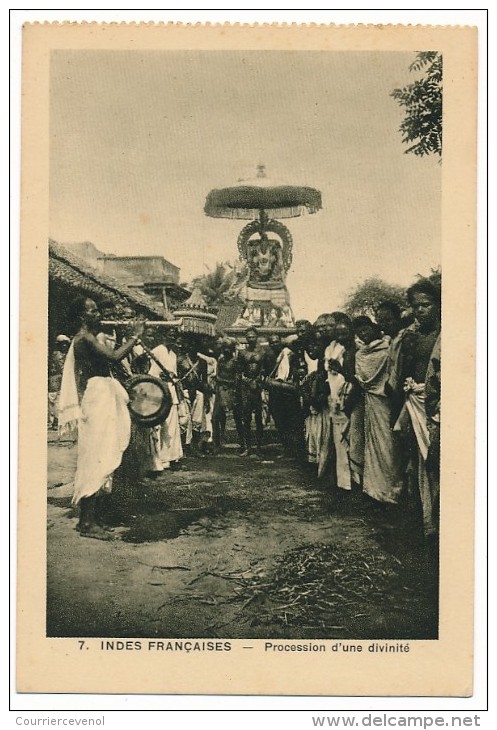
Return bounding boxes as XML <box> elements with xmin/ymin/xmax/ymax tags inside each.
<box><xmin>47</xmin><ymin>434</ymin><xmax>438</xmax><ymax>640</ymax></box>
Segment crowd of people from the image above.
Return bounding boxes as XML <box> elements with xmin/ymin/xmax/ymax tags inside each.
<box><xmin>50</xmin><ymin>277</ymin><xmax>441</xmax><ymax>547</ymax></box>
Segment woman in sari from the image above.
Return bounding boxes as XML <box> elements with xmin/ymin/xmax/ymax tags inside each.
<box><xmin>58</xmin><ymin>296</ymin><xmax>144</xmax><ymax>540</ymax></box>
<box><xmin>353</xmin><ymin>317</ymin><xmax>403</xmax><ymax>505</ymax></box>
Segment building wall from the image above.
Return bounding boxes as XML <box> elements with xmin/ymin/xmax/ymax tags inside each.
<box><xmin>63</xmin><ymin>241</ymin><xmax>105</xmax><ymax>268</ymax></box>
<box><xmin>100</xmin><ymin>256</ymin><xmax>180</xmax><ymax>284</ymax></box>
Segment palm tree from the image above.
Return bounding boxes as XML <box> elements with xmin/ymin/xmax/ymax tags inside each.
<box><xmin>190</xmin><ymin>261</ymin><xmax>239</xmax><ymax>312</ymax></box>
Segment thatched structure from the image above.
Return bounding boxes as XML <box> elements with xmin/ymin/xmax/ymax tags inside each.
<box><xmin>49</xmin><ymin>239</ymin><xmax>164</xmax><ymax>343</ymax></box>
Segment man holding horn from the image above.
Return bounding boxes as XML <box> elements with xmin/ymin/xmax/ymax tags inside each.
<box><xmin>58</xmin><ymin>296</ymin><xmax>144</xmax><ymax>540</ymax></box>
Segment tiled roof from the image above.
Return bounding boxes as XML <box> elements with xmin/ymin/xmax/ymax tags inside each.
<box><xmin>49</xmin><ymin>239</ymin><xmax>165</xmax><ymax>317</ymax></box>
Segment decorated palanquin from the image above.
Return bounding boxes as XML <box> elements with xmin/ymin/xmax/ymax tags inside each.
<box><xmin>233</xmin><ymin>220</ymin><xmax>294</xmax><ymax>329</ymax></box>
<box><xmin>204</xmin><ymin>165</ymin><xmax>321</xmax><ymax>335</ymax></box>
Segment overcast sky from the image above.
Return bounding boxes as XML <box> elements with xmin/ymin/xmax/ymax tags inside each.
<box><xmin>50</xmin><ymin>50</ymin><xmax>441</xmax><ymax>320</ymax></box>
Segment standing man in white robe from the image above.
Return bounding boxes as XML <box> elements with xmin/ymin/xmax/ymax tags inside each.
<box><xmin>59</xmin><ymin>296</ymin><xmax>144</xmax><ymax>540</ymax></box>
<box><xmin>145</xmin><ymin>329</ymin><xmax>184</xmax><ymax>473</ymax></box>
<box><xmin>323</xmin><ymin>317</ymin><xmax>357</xmax><ymax>492</ymax></box>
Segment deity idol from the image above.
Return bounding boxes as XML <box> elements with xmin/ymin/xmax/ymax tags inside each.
<box><xmin>246</xmin><ymin>234</ymin><xmax>285</xmax><ymax>289</ymax></box>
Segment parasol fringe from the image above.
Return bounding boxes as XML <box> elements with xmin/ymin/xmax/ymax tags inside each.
<box><xmin>204</xmin><ymin>205</ymin><xmax>318</xmax><ymax>220</ymax></box>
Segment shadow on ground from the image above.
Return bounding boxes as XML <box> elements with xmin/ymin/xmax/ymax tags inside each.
<box><xmin>47</xmin><ymin>442</ymin><xmax>438</xmax><ymax>640</ymax></box>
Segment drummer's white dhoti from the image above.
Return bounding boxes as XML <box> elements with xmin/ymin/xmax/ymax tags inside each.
<box><xmin>72</xmin><ymin>377</ymin><xmax>131</xmax><ymax>505</ymax></box>
<box><xmin>149</xmin><ymin>398</ymin><xmax>184</xmax><ymax>470</ymax></box>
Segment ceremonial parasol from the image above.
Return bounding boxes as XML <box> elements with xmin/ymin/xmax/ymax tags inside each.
<box><xmin>204</xmin><ymin>166</ymin><xmax>322</xmax><ymax>336</ymax></box>
<box><xmin>204</xmin><ymin>165</ymin><xmax>322</xmax><ymax>224</ymax></box>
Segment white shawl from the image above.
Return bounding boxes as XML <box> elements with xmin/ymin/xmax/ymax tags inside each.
<box><xmin>57</xmin><ymin>342</ymin><xmax>80</xmax><ymax>437</ymax></box>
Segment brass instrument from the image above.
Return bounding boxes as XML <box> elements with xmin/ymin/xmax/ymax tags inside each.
<box><xmin>132</xmin><ymin>338</ymin><xmax>186</xmax><ymax>411</ymax></box>
<box><xmin>126</xmin><ymin>374</ymin><xmax>172</xmax><ymax>428</ymax></box>
<box><xmin>100</xmin><ymin>329</ymin><xmax>175</xmax><ymax>428</ymax></box>
<box><xmin>100</xmin><ymin>319</ymin><xmax>183</xmax><ymax>328</ymax></box>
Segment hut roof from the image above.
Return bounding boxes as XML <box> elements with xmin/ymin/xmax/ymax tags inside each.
<box><xmin>49</xmin><ymin>239</ymin><xmax>164</xmax><ymax>317</ymax></box>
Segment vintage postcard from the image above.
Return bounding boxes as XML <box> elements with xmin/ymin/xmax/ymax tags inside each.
<box><xmin>17</xmin><ymin>22</ymin><xmax>477</xmax><ymax>696</ymax></box>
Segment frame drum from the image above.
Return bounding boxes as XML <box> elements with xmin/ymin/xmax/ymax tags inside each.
<box><xmin>126</xmin><ymin>374</ymin><xmax>172</xmax><ymax>428</ymax></box>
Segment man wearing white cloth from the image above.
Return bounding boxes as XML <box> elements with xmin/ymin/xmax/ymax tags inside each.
<box><xmin>393</xmin><ymin>280</ymin><xmax>441</xmax><ymax>537</ymax></box>
<box><xmin>323</xmin><ymin>317</ymin><xmax>356</xmax><ymax>491</ymax></box>
<box><xmin>145</xmin><ymin>330</ymin><xmax>184</xmax><ymax>472</ymax></box>
<box><xmin>58</xmin><ymin>296</ymin><xmax>144</xmax><ymax>540</ymax></box>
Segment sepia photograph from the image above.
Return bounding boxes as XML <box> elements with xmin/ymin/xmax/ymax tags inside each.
<box><xmin>46</xmin><ymin>47</ymin><xmax>441</xmax><ymax>641</ymax></box>
<box><xmin>17</xmin><ymin>21</ymin><xmax>477</xmax><ymax>697</ymax></box>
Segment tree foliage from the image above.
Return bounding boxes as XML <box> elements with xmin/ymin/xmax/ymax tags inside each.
<box><xmin>414</xmin><ymin>266</ymin><xmax>442</xmax><ymax>302</ymax></box>
<box><xmin>190</xmin><ymin>261</ymin><xmax>238</xmax><ymax>311</ymax></box>
<box><xmin>391</xmin><ymin>51</ymin><xmax>442</xmax><ymax>157</ymax></box>
<box><xmin>417</xmin><ymin>265</ymin><xmax>441</xmax><ymax>291</ymax></box>
<box><xmin>343</xmin><ymin>268</ymin><xmax>441</xmax><ymax>320</ymax></box>
<box><xmin>342</xmin><ymin>277</ymin><xmax>407</xmax><ymax>319</ymax></box>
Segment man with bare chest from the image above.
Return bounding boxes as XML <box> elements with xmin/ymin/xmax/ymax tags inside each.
<box><xmin>236</xmin><ymin>327</ymin><xmax>268</xmax><ymax>456</ymax></box>
<box><xmin>212</xmin><ymin>339</ymin><xmax>244</xmax><ymax>452</ymax></box>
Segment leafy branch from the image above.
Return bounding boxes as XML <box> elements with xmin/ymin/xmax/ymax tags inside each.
<box><xmin>391</xmin><ymin>51</ymin><xmax>442</xmax><ymax>157</ymax></box>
